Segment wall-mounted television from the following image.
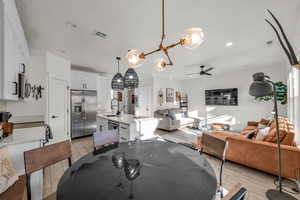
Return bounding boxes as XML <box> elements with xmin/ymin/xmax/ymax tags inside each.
<box><xmin>205</xmin><ymin>88</ymin><xmax>238</xmax><ymax>106</ymax></box>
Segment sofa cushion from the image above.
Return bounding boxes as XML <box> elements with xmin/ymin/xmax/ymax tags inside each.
<box><xmin>264</xmin><ymin>117</ymin><xmax>292</xmax><ymax>144</ymax></box>
<box><xmin>259</xmin><ymin>119</ymin><xmax>271</xmax><ymax>126</ymax></box>
<box><xmin>240</xmin><ymin>126</ymin><xmax>257</xmax><ymax>135</ymax></box>
<box><xmin>281</xmin><ymin>131</ymin><xmax>295</xmax><ymax>146</ymax></box>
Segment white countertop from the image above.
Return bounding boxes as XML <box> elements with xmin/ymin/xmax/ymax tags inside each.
<box><xmin>0</xmin><ymin>127</ymin><xmax>45</xmax><ymax>147</ymax></box>
<box><xmin>97</xmin><ymin>114</ymin><xmax>155</xmax><ymax>125</ymax></box>
<box><xmin>10</xmin><ymin>115</ymin><xmax>45</xmax><ymax>124</ymax></box>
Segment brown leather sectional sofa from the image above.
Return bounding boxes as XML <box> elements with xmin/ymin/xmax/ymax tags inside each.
<box><xmin>193</xmin><ymin>118</ymin><xmax>300</xmax><ymax>180</ymax></box>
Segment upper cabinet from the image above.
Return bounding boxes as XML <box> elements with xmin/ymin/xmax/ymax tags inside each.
<box><xmin>0</xmin><ymin>0</ymin><xmax>29</xmax><ymax>100</ymax></box>
<box><xmin>71</xmin><ymin>71</ymin><xmax>98</xmax><ymax>91</ymax></box>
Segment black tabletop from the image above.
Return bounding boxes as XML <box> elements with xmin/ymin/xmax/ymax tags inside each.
<box><xmin>57</xmin><ymin>140</ymin><xmax>217</xmax><ymax>200</ymax></box>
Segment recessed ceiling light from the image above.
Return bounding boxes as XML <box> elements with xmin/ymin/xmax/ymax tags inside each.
<box><xmin>226</xmin><ymin>42</ymin><xmax>233</xmax><ymax>47</ymax></box>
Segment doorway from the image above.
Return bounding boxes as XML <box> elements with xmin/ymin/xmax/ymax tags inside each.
<box><xmin>48</xmin><ymin>77</ymin><xmax>70</xmax><ymax>143</ymax></box>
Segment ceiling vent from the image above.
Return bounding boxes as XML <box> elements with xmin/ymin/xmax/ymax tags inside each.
<box><xmin>94</xmin><ymin>30</ymin><xmax>107</xmax><ymax>39</ymax></box>
<box><xmin>266</xmin><ymin>40</ymin><xmax>273</xmax><ymax>46</ymax></box>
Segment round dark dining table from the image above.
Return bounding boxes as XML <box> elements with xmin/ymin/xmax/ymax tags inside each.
<box><xmin>57</xmin><ymin>140</ymin><xmax>217</xmax><ymax>200</ymax></box>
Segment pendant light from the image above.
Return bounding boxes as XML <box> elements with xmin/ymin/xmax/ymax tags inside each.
<box><xmin>125</xmin><ymin>0</ymin><xmax>204</xmax><ymax>71</ymax></box>
<box><xmin>111</xmin><ymin>57</ymin><xmax>124</xmax><ymax>91</ymax></box>
<box><xmin>124</xmin><ymin>68</ymin><xmax>139</xmax><ymax>89</ymax></box>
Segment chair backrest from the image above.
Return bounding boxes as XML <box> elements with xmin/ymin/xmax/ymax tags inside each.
<box><xmin>202</xmin><ymin>133</ymin><xmax>227</xmax><ymax>160</ymax></box>
<box><xmin>24</xmin><ymin>140</ymin><xmax>72</xmax><ymax>174</ymax></box>
<box><xmin>223</xmin><ymin>184</ymin><xmax>247</xmax><ymax>200</ymax></box>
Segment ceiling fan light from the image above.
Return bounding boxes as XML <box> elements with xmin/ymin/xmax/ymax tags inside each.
<box><xmin>125</xmin><ymin>49</ymin><xmax>144</xmax><ymax>68</ymax></box>
<box><xmin>182</xmin><ymin>28</ymin><xmax>204</xmax><ymax>49</ymax></box>
<box><xmin>154</xmin><ymin>58</ymin><xmax>167</xmax><ymax>72</ymax></box>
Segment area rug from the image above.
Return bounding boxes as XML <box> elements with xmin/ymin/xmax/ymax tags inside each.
<box><xmin>154</xmin><ymin>127</ymin><xmax>202</xmax><ymax>144</ymax></box>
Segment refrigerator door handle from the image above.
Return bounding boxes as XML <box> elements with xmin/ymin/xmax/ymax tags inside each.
<box><xmin>81</xmin><ymin>98</ymin><xmax>86</xmax><ymax>120</ymax></box>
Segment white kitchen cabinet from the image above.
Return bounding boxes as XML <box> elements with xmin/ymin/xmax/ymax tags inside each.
<box><xmin>0</xmin><ymin>0</ymin><xmax>29</xmax><ymax>100</ymax></box>
<box><xmin>119</xmin><ymin>123</ymin><xmax>130</xmax><ymax>141</ymax></box>
<box><xmin>71</xmin><ymin>70</ymin><xmax>98</xmax><ymax>90</ymax></box>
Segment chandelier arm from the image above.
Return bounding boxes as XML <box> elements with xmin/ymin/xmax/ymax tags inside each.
<box><xmin>143</xmin><ymin>48</ymin><xmax>161</xmax><ymax>57</ymax></box>
<box><xmin>163</xmin><ymin>49</ymin><xmax>173</xmax><ymax>66</ymax></box>
<box><xmin>166</xmin><ymin>41</ymin><xmax>182</xmax><ymax>50</ymax></box>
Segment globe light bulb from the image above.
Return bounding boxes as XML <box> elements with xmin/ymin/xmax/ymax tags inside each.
<box><xmin>125</xmin><ymin>49</ymin><xmax>144</xmax><ymax>68</ymax></box>
<box><xmin>154</xmin><ymin>58</ymin><xmax>166</xmax><ymax>72</ymax></box>
<box><xmin>182</xmin><ymin>28</ymin><xmax>204</xmax><ymax>49</ymax></box>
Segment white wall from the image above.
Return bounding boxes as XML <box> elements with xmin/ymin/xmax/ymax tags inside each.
<box><xmin>6</xmin><ymin>51</ymin><xmax>47</xmax><ymax>117</ymax></box>
<box><xmin>46</xmin><ymin>51</ymin><xmax>71</xmax><ymax>83</ymax></box>
<box><xmin>0</xmin><ymin>101</ymin><xmax>6</xmax><ymax>111</ymax></box>
<box><xmin>288</xmin><ymin>16</ymin><xmax>300</xmax><ymax>144</ymax></box>
<box><xmin>181</xmin><ymin>64</ymin><xmax>288</xmax><ymax>130</ymax></box>
<box><xmin>153</xmin><ymin>77</ymin><xmax>183</xmax><ymax>111</ymax></box>
<box><xmin>5</xmin><ymin>51</ymin><xmax>71</xmax><ymax>118</ymax></box>
<box><xmin>97</xmin><ymin>76</ymin><xmax>112</xmax><ymax>112</ymax></box>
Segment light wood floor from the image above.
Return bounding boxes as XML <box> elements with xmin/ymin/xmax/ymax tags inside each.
<box><xmin>43</xmin><ymin>136</ymin><xmax>300</xmax><ymax>200</ymax></box>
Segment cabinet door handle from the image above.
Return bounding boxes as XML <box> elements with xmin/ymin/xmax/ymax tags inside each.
<box><xmin>12</xmin><ymin>82</ymin><xmax>18</xmax><ymax>95</ymax></box>
<box><xmin>21</xmin><ymin>63</ymin><xmax>25</xmax><ymax>73</ymax></box>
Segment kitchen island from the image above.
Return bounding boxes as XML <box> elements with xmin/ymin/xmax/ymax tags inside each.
<box><xmin>97</xmin><ymin>114</ymin><xmax>159</xmax><ymax>142</ymax></box>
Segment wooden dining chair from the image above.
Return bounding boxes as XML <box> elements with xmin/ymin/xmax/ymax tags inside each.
<box><xmin>223</xmin><ymin>183</ymin><xmax>247</xmax><ymax>200</ymax></box>
<box><xmin>0</xmin><ymin>175</ymin><xmax>27</xmax><ymax>200</ymax></box>
<box><xmin>24</xmin><ymin>140</ymin><xmax>72</xmax><ymax>200</ymax></box>
<box><xmin>200</xmin><ymin>133</ymin><xmax>228</xmax><ymax>197</ymax></box>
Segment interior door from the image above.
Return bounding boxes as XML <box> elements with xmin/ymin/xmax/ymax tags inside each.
<box><xmin>83</xmin><ymin>90</ymin><xmax>97</xmax><ymax>136</ymax></box>
<box><xmin>48</xmin><ymin>78</ymin><xmax>69</xmax><ymax>143</ymax></box>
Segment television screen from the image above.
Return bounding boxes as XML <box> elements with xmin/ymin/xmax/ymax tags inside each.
<box><xmin>205</xmin><ymin>88</ymin><xmax>238</xmax><ymax>106</ymax></box>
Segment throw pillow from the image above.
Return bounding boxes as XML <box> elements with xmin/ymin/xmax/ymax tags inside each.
<box><xmin>0</xmin><ymin>147</ymin><xmax>18</xmax><ymax>194</ymax></box>
<box><xmin>256</xmin><ymin>127</ymin><xmax>270</xmax><ymax>141</ymax></box>
<box><xmin>245</xmin><ymin>130</ymin><xmax>256</xmax><ymax>139</ymax></box>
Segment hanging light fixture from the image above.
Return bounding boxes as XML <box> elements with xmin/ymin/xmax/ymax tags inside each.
<box><xmin>125</xmin><ymin>0</ymin><xmax>204</xmax><ymax>71</ymax></box>
<box><xmin>111</xmin><ymin>57</ymin><xmax>124</xmax><ymax>91</ymax></box>
<box><xmin>124</xmin><ymin>68</ymin><xmax>139</xmax><ymax>89</ymax></box>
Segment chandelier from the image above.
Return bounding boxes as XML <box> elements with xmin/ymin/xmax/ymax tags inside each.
<box><xmin>125</xmin><ymin>0</ymin><xmax>204</xmax><ymax>71</ymax></box>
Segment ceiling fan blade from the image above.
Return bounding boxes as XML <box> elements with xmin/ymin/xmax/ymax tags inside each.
<box><xmin>204</xmin><ymin>67</ymin><xmax>214</xmax><ymax>72</ymax></box>
<box><xmin>185</xmin><ymin>73</ymin><xmax>200</xmax><ymax>76</ymax></box>
<box><xmin>205</xmin><ymin>73</ymin><xmax>212</xmax><ymax>76</ymax></box>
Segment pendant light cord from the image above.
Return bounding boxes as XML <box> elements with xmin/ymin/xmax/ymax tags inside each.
<box><xmin>160</xmin><ymin>0</ymin><xmax>165</xmax><ymax>44</ymax></box>
<box><xmin>116</xmin><ymin>57</ymin><xmax>121</xmax><ymax>73</ymax></box>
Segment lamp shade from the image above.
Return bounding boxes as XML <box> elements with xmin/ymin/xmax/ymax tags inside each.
<box><xmin>124</xmin><ymin>68</ymin><xmax>139</xmax><ymax>89</ymax></box>
<box><xmin>249</xmin><ymin>72</ymin><xmax>273</xmax><ymax>97</ymax></box>
<box><xmin>111</xmin><ymin>73</ymin><xmax>124</xmax><ymax>91</ymax></box>
<box><xmin>111</xmin><ymin>57</ymin><xmax>124</xmax><ymax>91</ymax></box>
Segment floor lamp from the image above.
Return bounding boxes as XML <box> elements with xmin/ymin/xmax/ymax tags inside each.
<box><xmin>249</xmin><ymin>72</ymin><xmax>297</xmax><ymax>200</ymax></box>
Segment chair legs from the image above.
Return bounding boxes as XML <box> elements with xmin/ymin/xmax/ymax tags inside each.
<box><xmin>199</xmin><ymin>148</ymin><xmax>204</xmax><ymax>155</ymax></box>
<box><xmin>219</xmin><ymin>160</ymin><xmax>225</xmax><ymax>198</ymax></box>
<box><xmin>68</xmin><ymin>157</ymin><xmax>72</xmax><ymax>167</ymax></box>
<box><xmin>26</xmin><ymin>174</ymin><xmax>31</xmax><ymax>200</ymax></box>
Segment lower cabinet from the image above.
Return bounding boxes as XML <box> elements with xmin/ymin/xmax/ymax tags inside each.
<box><xmin>7</xmin><ymin>140</ymin><xmax>43</xmax><ymax>200</ymax></box>
<box><xmin>119</xmin><ymin>123</ymin><xmax>130</xmax><ymax>142</ymax></box>
<box><xmin>97</xmin><ymin>118</ymin><xmax>108</xmax><ymax>132</ymax></box>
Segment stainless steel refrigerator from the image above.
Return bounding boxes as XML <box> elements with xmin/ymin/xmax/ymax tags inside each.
<box><xmin>71</xmin><ymin>90</ymin><xmax>97</xmax><ymax>139</ymax></box>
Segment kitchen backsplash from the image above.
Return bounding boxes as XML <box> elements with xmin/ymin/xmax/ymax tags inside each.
<box><xmin>0</xmin><ymin>101</ymin><xmax>6</xmax><ymax>111</ymax></box>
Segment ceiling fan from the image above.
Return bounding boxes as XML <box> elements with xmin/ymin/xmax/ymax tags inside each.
<box><xmin>185</xmin><ymin>65</ymin><xmax>214</xmax><ymax>76</ymax></box>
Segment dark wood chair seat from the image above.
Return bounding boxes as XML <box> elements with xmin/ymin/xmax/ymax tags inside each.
<box><xmin>0</xmin><ymin>175</ymin><xmax>26</xmax><ymax>200</ymax></box>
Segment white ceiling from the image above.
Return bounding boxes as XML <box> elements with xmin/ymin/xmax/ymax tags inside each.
<box><xmin>16</xmin><ymin>0</ymin><xmax>300</xmax><ymax>79</ymax></box>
